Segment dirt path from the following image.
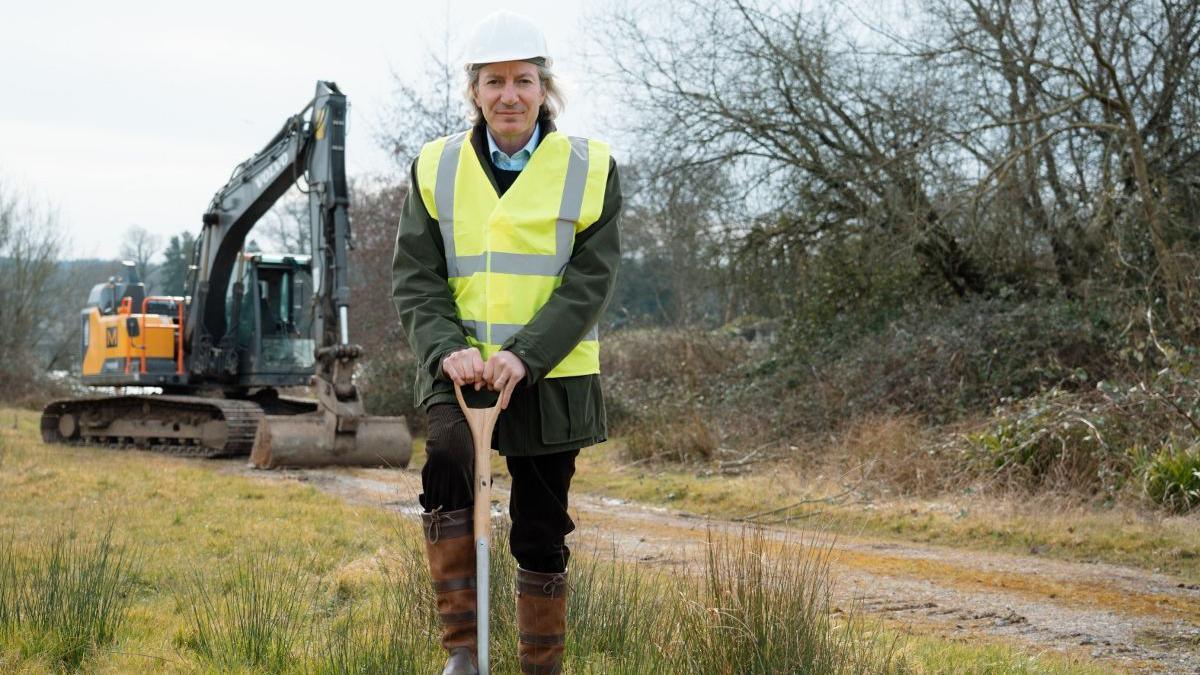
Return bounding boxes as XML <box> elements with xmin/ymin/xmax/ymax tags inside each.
<box><xmin>227</xmin><ymin>463</ymin><xmax>1200</xmax><ymax>673</ymax></box>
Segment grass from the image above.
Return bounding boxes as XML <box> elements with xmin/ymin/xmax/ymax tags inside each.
<box><xmin>0</xmin><ymin>530</ymin><xmax>137</xmax><ymax>671</ymax></box>
<box><xmin>179</xmin><ymin>550</ymin><xmax>316</xmax><ymax>672</ymax></box>
<box><xmin>440</xmin><ymin>427</ymin><xmax>1194</xmax><ymax>588</ymax></box>
<box><xmin>0</xmin><ymin>407</ymin><xmax>1122</xmax><ymax>673</ymax></box>
<box><xmin>894</xmin><ymin>633</ymin><xmax>1119</xmax><ymax>674</ymax></box>
<box><xmin>0</xmin><ymin>407</ymin><xmax>407</xmax><ymax>672</ymax></box>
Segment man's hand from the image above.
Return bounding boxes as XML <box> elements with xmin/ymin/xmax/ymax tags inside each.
<box><xmin>441</xmin><ymin>347</ymin><xmax>485</xmax><ymax>389</ymax></box>
<box><xmin>483</xmin><ymin>351</ymin><xmax>527</xmax><ymax>410</ymax></box>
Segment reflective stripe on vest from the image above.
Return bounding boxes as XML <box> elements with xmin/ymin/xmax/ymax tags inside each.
<box><xmin>417</xmin><ymin>129</ymin><xmax>609</xmax><ymax>378</ymax></box>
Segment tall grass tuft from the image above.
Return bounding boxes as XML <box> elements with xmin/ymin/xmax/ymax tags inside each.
<box><xmin>309</xmin><ymin>599</ymin><xmax>429</xmax><ymax>675</ymax></box>
<box><xmin>682</xmin><ymin>529</ymin><xmax>897</xmax><ymax>674</ymax></box>
<box><xmin>0</xmin><ymin>530</ymin><xmax>137</xmax><ymax>671</ymax></box>
<box><xmin>311</xmin><ymin>530</ymin><xmax>443</xmax><ymax>673</ymax></box>
<box><xmin>179</xmin><ymin>550</ymin><xmax>315</xmax><ymax>672</ymax></box>
<box><xmin>566</xmin><ymin>550</ymin><xmax>670</xmax><ymax>672</ymax></box>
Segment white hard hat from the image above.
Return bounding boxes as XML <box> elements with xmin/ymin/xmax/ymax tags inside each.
<box><xmin>462</xmin><ymin>10</ymin><xmax>550</xmax><ymax>66</ymax></box>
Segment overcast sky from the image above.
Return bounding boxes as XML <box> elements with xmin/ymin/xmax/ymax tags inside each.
<box><xmin>0</xmin><ymin>0</ymin><xmax>607</xmax><ymax>260</ymax></box>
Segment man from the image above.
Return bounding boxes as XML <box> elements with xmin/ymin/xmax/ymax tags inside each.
<box><xmin>391</xmin><ymin>10</ymin><xmax>621</xmax><ymax>675</ymax></box>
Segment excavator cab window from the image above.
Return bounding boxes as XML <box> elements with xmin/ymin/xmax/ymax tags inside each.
<box><xmin>119</xmin><ymin>282</ymin><xmax>146</xmax><ymax>314</ymax></box>
<box><xmin>227</xmin><ymin>256</ymin><xmax>316</xmax><ymax>376</ymax></box>
<box><xmin>86</xmin><ymin>282</ymin><xmax>118</xmax><ymax>315</ymax></box>
<box><xmin>256</xmin><ymin>262</ymin><xmax>315</xmax><ymax>370</ymax></box>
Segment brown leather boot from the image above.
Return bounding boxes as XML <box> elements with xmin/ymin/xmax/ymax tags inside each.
<box><xmin>422</xmin><ymin>507</ymin><xmax>478</xmax><ymax>675</ymax></box>
<box><xmin>516</xmin><ymin>567</ymin><xmax>568</xmax><ymax>675</ymax></box>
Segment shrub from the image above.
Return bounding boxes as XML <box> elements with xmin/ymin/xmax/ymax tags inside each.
<box><xmin>964</xmin><ymin>388</ymin><xmax>1135</xmax><ymax>495</ymax></box>
<box><xmin>1143</xmin><ymin>445</ymin><xmax>1200</xmax><ymax>513</ymax></box>
<box><xmin>599</xmin><ymin>297</ymin><xmax>1123</xmax><ymax>471</ymax></box>
<box><xmin>834</xmin><ymin>415</ymin><xmax>957</xmax><ymax>497</ymax></box>
<box><xmin>804</xmin><ymin>296</ymin><xmax>1119</xmax><ymax>425</ymax></box>
<box><xmin>0</xmin><ymin>369</ymin><xmax>74</xmax><ymax>409</ymax></box>
<box><xmin>602</xmin><ymin>329</ymin><xmax>747</xmax><ymax>384</ymax></box>
<box><xmin>602</xmin><ymin>329</ymin><xmax>754</xmax><ymax>464</ymax></box>
<box><xmin>961</xmin><ymin>356</ymin><xmax>1200</xmax><ymax>504</ymax></box>
<box><xmin>622</xmin><ymin>406</ymin><xmax>718</xmax><ymax>464</ymax></box>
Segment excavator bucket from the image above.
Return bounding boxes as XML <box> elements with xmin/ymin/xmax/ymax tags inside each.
<box><xmin>249</xmin><ymin>412</ymin><xmax>411</xmax><ymax>469</ymax></box>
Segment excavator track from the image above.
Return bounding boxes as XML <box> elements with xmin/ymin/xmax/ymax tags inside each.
<box><xmin>41</xmin><ymin>395</ymin><xmax>265</xmax><ymax>458</ymax></box>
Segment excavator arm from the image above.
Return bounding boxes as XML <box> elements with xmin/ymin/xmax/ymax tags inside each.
<box><xmin>188</xmin><ymin>81</ymin><xmax>350</xmax><ymax>379</ymax></box>
<box><xmin>187</xmin><ymin>80</ymin><xmax>408</xmax><ymax>468</ymax></box>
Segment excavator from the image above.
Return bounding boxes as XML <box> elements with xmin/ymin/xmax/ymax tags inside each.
<box><xmin>40</xmin><ymin>81</ymin><xmax>411</xmax><ymax>469</ymax></box>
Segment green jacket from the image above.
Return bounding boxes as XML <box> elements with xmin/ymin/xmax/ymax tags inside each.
<box><xmin>391</xmin><ymin>119</ymin><xmax>622</xmax><ymax>456</ymax></box>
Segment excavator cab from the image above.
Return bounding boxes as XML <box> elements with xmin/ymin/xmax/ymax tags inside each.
<box><xmin>84</xmin><ymin>262</ymin><xmax>146</xmax><ymax>316</ymax></box>
<box><xmin>230</xmin><ymin>253</ymin><xmax>317</xmax><ymax>386</ymax></box>
<box><xmin>76</xmin><ymin>262</ymin><xmax>185</xmax><ymax>387</ymax></box>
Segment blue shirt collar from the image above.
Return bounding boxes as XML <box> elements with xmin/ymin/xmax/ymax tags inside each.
<box><xmin>486</xmin><ymin>123</ymin><xmax>540</xmax><ymax>171</ymax></box>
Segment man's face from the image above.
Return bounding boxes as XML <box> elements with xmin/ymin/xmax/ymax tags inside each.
<box><xmin>473</xmin><ymin>61</ymin><xmax>545</xmax><ymax>142</ymax></box>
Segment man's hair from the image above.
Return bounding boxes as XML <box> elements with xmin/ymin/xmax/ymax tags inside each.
<box><xmin>463</xmin><ymin>57</ymin><xmax>565</xmax><ymax>125</ymax></box>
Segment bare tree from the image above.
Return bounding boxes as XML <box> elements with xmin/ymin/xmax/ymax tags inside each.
<box><xmin>0</xmin><ymin>179</ymin><xmax>63</xmax><ymax>378</ymax></box>
<box><xmin>378</xmin><ymin>23</ymin><xmax>467</xmax><ymax>170</ymax></box>
<box><xmin>349</xmin><ymin>179</ymin><xmax>410</xmax><ymax>355</ymax></box>
<box><xmin>120</xmin><ymin>224</ymin><xmax>160</xmax><ymax>286</ymax></box>
<box><xmin>618</xmin><ymin>163</ymin><xmax>733</xmax><ymax>326</ymax></box>
<box><xmin>920</xmin><ymin>0</ymin><xmax>1200</xmax><ymax>319</ymax></box>
<box><xmin>599</xmin><ymin>0</ymin><xmax>986</xmax><ymax>304</ymax></box>
<box><xmin>261</xmin><ymin>191</ymin><xmax>310</xmax><ymax>254</ymax></box>
<box><xmin>42</xmin><ymin>259</ymin><xmax>122</xmax><ymax>373</ymax></box>
<box><xmin>596</xmin><ymin>0</ymin><xmax>1200</xmax><ymax>337</ymax></box>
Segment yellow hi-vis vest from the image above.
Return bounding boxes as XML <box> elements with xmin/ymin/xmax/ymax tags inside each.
<box><xmin>416</xmin><ymin>129</ymin><xmax>611</xmax><ymax>378</ymax></box>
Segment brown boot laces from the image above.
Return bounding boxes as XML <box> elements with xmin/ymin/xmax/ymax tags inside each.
<box><xmin>543</xmin><ymin>573</ymin><xmax>567</xmax><ymax>595</ymax></box>
<box><xmin>427</xmin><ymin>506</ymin><xmax>444</xmax><ymax>543</ymax></box>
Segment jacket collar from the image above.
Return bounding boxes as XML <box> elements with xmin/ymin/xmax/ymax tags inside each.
<box><xmin>470</xmin><ymin>115</ymin><xmax>557</xmax><ymax>192</ymax></box>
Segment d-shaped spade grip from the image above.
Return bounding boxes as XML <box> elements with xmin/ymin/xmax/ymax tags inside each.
<box><xmin>454</xmin><ymin>384</ymin><xmax>502</xmax><ymax>675</ymax></box>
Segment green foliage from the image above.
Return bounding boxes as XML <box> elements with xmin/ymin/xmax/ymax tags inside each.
<box><xmin>598</xmin><ymin>301</ymin><xmax>1200</xmax><ymax>513</ymax></box>
<box><xmin>799</xmin><ymin>297</ymin><xmax>1119</xmax><ymax>424</ymax></box>
<box><xmin>0</xmin><ymin>530</ymin><xmax>137</xmax><ymax>671</ymax></box>
<box><xmin>159</xmin><ymin>231</ymin><xmax>196</xmax><ymax>297</ymax></box>
<box><xmin>965</xmin><ymin>388</ymin><xmax>1134</xmax><ymax>494</ymax></box>
<box><xmin>600</xmin><ymin>297</ymin><xmax>1122</xmax><ymax>468</ymax></box>
<box><xmin>1143</xmin><ymin>445</ymin><xmax>1200</xmax><ymax>514</ymax></box>
<box><xmin>783</xmin><ymin>229</ymin><xmax>931</xmax><ymax>350</ymax></box>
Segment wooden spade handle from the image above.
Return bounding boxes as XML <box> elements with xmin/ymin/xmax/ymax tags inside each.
<box><xmin>454</xmin><ymin>383</ymin><xmax>501</xmax><ymax>675</ymax></box>
<box><xmin>454</xmin><ymin>384</ymin><xmax>502</xmax><ymax>541</ymax></box>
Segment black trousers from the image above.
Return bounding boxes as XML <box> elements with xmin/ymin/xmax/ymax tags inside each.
<box><xmin>420</xmin><ymin>403</ymin><xmax>578</xmax><ymax>574</ymax></box>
